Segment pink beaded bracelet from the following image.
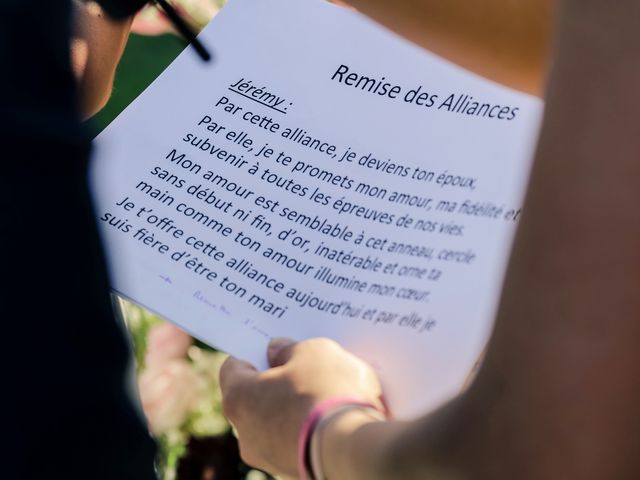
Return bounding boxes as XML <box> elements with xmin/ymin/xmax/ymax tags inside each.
<box><xmin>297</xmin><ymin>397</ymin><xmax>385</xmax><ymax>480</ymax></box>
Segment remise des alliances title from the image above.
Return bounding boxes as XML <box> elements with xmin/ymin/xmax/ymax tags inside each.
<box><xmin>331</xmin><ymin>64</ymin><xmax>519</xmax><ymax>121</ymax></box>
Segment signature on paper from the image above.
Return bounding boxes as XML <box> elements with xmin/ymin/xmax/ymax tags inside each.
<box><xmin>192</xmin><ymin>290</ymin><xmax>231</xmax><ymax>315</ymax></box>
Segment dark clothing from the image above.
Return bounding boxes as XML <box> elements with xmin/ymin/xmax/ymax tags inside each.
<box><xmin>1</xmin><ymin>1</ymin><xmax>157</xmax><ymax>478</ymax></box>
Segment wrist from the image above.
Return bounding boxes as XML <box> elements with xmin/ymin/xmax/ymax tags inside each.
<box><xmin>320</xmin><ymin>408</ymin><xmax>400</xmax><ymax>480</ymax></box>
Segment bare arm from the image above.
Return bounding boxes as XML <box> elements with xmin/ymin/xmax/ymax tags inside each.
<box><xmin>327</xmin><ymin>1</ymin><xmax>640</xmax><ymax>478</ymax></box>
<box><xmin>70</xmin><ymin>1</ymin><xmax>133</xmax><ymax>118</ymax></box>
<box><xmin>345</xmin><ymin>0</ymin><xmax>555</xmax><ymax>95</ymax></box>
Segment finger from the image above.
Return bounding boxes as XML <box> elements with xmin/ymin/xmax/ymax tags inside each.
<box><xmin>267</xmin><ymin>337</ymin><xmax>296</xmax><ymax>367</ymax></box>
<box><xmin>220</xmin><ymin>357</ymin><xmax>259</xmax><ymax>421</ymax></box>
<box><xmin>219</xmin><ymin>356</ymin><xmax>258</xmax><ymax>395</ymax></box>
<box><xmin>237</xmin><ymin>439</ymin><xmax>271</xmax><ymax>474</ymax></box>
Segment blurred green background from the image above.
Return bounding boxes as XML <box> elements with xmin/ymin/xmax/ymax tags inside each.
<box><xmin>89</xmin><ymin>33</ymin><xmax>186</xmax><ymax>135</ymax></box>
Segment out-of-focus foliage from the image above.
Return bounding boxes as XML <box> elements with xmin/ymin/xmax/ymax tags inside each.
<box><xmin>89</xmin><ymin>0</ymin><xmax>225</xmax><ymax>134</ymax></box>
<box><xmin>89</xmin><ymin>32</ymin><xmax>185</xmax><ymax>135</ymax></box>
<box><xmin>119</xmin><ymin>300</ymin><xmax>268</xmax><ymax>480</ymax></box>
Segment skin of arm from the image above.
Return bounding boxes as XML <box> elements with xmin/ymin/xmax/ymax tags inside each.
<box><xmin>70</xmin><ymin>1</ymin><xmax>134</xmax><ymax>118</ymax></box>
<box><xmin>325</xmin><ymin>1</ymin><xmax>640</xmax><ymax>479</ymax></box>
<box><xmin>344</xmin><ymin>0</ymin><xmax>555</xmax><ymax>96</ymax></box>
<box><xmin>221</xmin><ymin>0</ymin><xmax>640</xmax><ymax>478</ymax></box>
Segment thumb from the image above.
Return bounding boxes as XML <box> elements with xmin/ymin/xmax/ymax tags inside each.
<box><xmin>267</xmin><ymin>337</ymin><xmax>296</xmax><ymax>367</ymax></box>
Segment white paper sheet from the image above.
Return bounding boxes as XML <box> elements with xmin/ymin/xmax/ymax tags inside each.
<box><xmin>91</xmin><ymin>0</ymin><xmax>542</xmax><ymax>418</ymax></box>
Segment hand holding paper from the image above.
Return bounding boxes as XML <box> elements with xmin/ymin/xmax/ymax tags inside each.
<box><xmin>220</xmin><ymin>336</ymin><xmax>384</xmax><ymax>478</ymax></box>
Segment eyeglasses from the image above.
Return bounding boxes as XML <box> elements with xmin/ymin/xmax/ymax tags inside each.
<box><xmin>154</xmin><ymin>0</ymin><xmax>212</xmax><ymax>62</ymax></box>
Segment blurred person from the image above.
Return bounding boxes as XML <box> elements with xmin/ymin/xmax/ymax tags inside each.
<box><xmin>1</xmin><ymin>1</ymin><xmax>153</xmax><ymax>479</ymax></box>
